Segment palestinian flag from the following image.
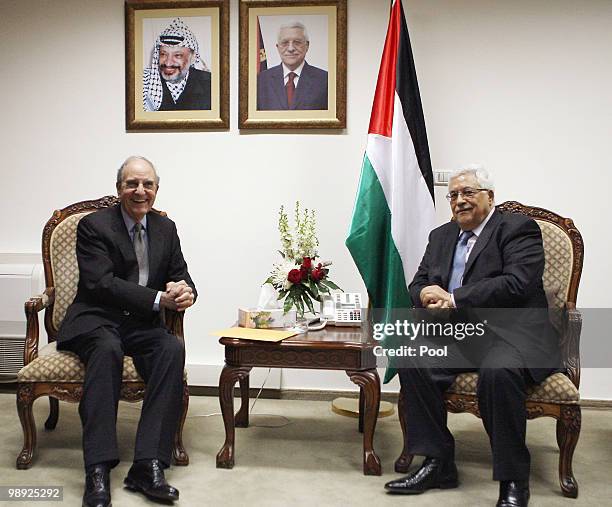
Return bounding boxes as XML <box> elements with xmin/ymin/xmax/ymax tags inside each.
<box><xmin>346</xmin><ymin>0</ymin><xmax>436</xmax><ymax>380</ymax></box>
<box><xmin>256</xmin><ymin>17</ymin><xmax>267</xmax><ymax>73</ymax></box>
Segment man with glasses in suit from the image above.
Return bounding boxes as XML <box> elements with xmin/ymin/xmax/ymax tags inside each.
<box><xmin>257</xmin><ymin>21</ymin><xmax>328</xmax><ymax>110</ymax></box>
<box><xmin>384</xmin><ymin>165</ymin><xmax>558</xmax><ymax>507</ymax></box>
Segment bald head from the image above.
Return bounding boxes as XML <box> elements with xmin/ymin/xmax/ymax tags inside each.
<box><xmin>116</xmin><ymin>156</ymin><xmax>160</xmax><ymax>186</ymax></box>
<box><xmin>116</xmin><ymin>156</ymin><xmax>160</xmax><ymax>222</ymax></box>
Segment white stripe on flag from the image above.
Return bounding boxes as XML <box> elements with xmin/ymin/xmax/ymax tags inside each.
<box><xmin>366</xmin><ymin>93</ymin><xmax>436</xmax><ymax>287</ymax></box>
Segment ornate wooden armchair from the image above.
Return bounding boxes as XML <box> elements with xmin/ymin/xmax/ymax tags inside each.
<box><xmin>394</xmin><ymin>201</ymin><xmax>584</xmax><ymax>498</ymax></box>
<box><xmin>16</xmin><ymin>196</ymin><xmax>190</xmax><ymax>469</ymax></box>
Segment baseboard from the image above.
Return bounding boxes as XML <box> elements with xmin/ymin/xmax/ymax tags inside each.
<box><xmin>0</xmin><ymin>381</ymin><xmax>16</xmax><ymax>393</ymax></box>
<box><xmin>188</xmin><ymin>385</ymin><xmax>281</xmax><ymax>399</ymax></box>
<box><xmin>185</xmin><ymin>363</ymin><xmax>281</xmax><ymax>389</ymax></box>
<box><xmin>274</xmin><ymin>389</ymin><xmax>400</xmax><ymax>403</ymax></box>
<box><xmin>580</xmin><ymin>399</ymin><xmax>612</xmax><ymax>409</ymax></box>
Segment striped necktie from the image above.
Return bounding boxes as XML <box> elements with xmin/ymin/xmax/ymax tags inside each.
<box><xmin>448</xmin><ymin>231</ymin><xmax>474</xmax><ymax>293</ymax></box>
<box><xmin>132</xmin><ymin>223</ymin><xmax>148</xmax><ymax>286</ymax></box>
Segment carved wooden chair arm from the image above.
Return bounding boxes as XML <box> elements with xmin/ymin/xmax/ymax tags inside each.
<box><xmin>561</xmin><ymin>302</ymin><xmax>582</xmax><ymax>389</ymax></box>
<box><xmin>23</xmin><ymin>287</ymin><xmax>55</xmax><ymax>365</ymax></box>
<box><xmin>162</xmin><ymin>309</ymin><xmax>185</xmax><ymax>348</ymax></box>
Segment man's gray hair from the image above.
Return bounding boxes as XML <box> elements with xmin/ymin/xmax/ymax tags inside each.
<box><xmin>449</xmin><ymin>164</ymin><xmax>494</xmax><ymax>191</ymax></box>
<box><xmin>116</xmin><ymin>156</ymin><xmax>160</xmax><ymax>185</ymax></box>
<box><xmin>278</xmin><ymin>21</ymin><xmax>309</xmax><ymax>43</ymax></box>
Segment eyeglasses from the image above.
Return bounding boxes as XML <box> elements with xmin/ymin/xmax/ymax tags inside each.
<box><xmin>445</xmin><ymin>188</ymin><xmax>488</xmax><ymax>201</ymax></box>
<box><xmin>124</xmin><ymin>180</ymin><xmax>157</xmax><ymax>190</ymax></box>
<box><xmin>278</xmin><ymin>39</ymin><xmax>307</xmax><ymax>49</ymax></box>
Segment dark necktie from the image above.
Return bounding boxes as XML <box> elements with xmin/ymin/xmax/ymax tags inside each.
<box><xmin>448</xmin><ymin>231</ymin><xmax>474</xmax><ymax>293</ymax></box>
<box><xmin>133</xmin><ymin>223</ymin><xmax>148</xmax><ymax>286</ymax></box>
<box><xmin>286</xmin><ymin>72</ymin><xmax>296</xmax><ymax>108</ymax></box>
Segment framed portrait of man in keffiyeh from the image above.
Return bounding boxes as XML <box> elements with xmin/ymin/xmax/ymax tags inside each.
<box><xmin>126</xmin><ymin>0</ymin><xmax>229</xmax><ymax>130</ymax></box>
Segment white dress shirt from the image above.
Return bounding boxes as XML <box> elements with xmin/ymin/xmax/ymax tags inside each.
<box><xmin>121</xmin><ymin>207</ymin><xmax>162</xmax><ymax>311</ymax></box>
<box><xmin>282</xmin><ymin>61</ymin><xmax>305</xmax><ymax>86</ymax></box>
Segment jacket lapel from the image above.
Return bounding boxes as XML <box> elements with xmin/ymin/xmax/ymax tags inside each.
<box><xmin>441</xmin><ymin>221</ymin><xmax>460</xmax><ymax>289</ymax></box>
<box><xmin>463</xmin><ymin>209</ymin><xmax>502</xmax><ymax>278</ymax></box>
<box><xmin>271</xmin><ymin>65</ymin><xmax>288</xmax><ymax>109</ymax></box>
<box><xmin>146</xmin><ymin>213</ymin><xmax>164</xmax><ymax>287</ymax></box>
<box><xmin>110</xmin><ymin>205</ymin><xmax>139</xmax><ymax>283</ymax></box>
<box><xmin>292</xmin><ymin>62</ymin><xmax>311</xmax><ymax>110</ymax></box>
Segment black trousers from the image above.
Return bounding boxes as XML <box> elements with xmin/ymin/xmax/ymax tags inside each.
<box><xmin>398</xmin><ymin>339</ymin><xmax>537</xmax><ymax>481</ymax></box>
<box><xmin>59</xmin><ymin>320</ymin><xmax>185</xmax><ymax>469</ymax></box>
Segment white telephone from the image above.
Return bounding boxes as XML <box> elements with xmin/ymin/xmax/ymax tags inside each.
<box><xmin>321</xmin><ymin>293</ymin><xmax>363</xmax><ymax>326</ymax></box>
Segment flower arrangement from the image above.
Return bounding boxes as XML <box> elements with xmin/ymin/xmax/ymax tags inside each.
<box><xmin>265</xmin><ymin>202</ymin><xmax>341</xmax><ymax>317</ymax></box>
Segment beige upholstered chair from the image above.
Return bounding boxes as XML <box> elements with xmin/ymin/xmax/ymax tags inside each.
<box><xmin>16</xmin><ymin>196</ymin><xmax>189</xmax><ymax>469</ymax></box>
<box><xmin>395</xmin><ymin>201</ymin><xmax>584</xmax><ymax>499</ymax></box>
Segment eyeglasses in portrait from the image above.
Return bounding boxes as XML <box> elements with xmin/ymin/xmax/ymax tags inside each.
<box><xmin>239</xmin><ymin>0</ymin><xmax>347</xmax><ymax>129</ymax></box>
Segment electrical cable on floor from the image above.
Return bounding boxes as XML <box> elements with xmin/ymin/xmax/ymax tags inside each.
<box><xmin>121</xmin><ymin>369</ymin><xmax>291</xmax><ymax>427</ymax></box>
<box><xmin>160</xmin><ymin>367</ymin><xmax>292</xmax><ymax>428</ymax></box>
<box><xmin>246</xmin><ymin>367</ymin><xmax>291</xmax><ymax>428</ymax></box>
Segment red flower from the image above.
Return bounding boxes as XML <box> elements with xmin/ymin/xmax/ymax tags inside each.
<box><xmin>300</xmin><ymin>266</ymin><xmax>309</xmax><ymax>281</ymax></box>
<box><xmin>311</xmin><ymin>268</ymin><xmax>325</xmax><ymax>281</ymax></box>
<box><xmin>302</xmin><ymin>257</ymin><xmax>312</xmax><ymax>269</ymax></box>
<box><xmin>288</xmin><ymin>269</ymin><xmax>303</xmax><ymax>284</ymax></box>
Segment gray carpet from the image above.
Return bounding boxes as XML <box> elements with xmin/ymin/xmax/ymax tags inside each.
<box><xmin>0</xmin><ymin>393</ymin><xmax>611</xmax><ymax>506</ymax></box>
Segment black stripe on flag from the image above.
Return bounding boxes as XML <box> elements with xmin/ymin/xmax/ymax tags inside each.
<box><xmin>395</xmin><ymin>2</ymin><xmax>435</xmax><ymax>201</ymax></box>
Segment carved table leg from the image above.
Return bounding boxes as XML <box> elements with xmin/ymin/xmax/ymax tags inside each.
<box><xmin>347</xmin><ymin>369</ymin><xmax>382</xmax><ymax>475</ymax></box>
<box><xmin>173</xmin><ymin>381</ymin><xmax>190</xmax><ymax>466</ymax></box>
<box><xmin>235</xmin><ymin>374</ymin><xmax>250</xmax><ymax>428</ymax></box>
<box><xmin>16</xmin><ymin>384</ymin><xmax>37</xmax><ymax>469</ymax></box>
<box><xmin>394</xmin><ymin>388</ymin><xmax>414</xmax><ymax>473</ymax></box>
<box><xmin>44</xmin><ymin>397</ymin><xmax>59</xmax><ymax>431</ymax></box>
<box><xmin>216</xmin><ymin>365</ymin><xmax>252</xmax><ymax>469</ymax></box>
<box><xmin>358</xmin><ymin>387</ymin><xmax>364</xmax><ymax>433</ymax></box>
<box><xmin>557</xmin><ymin>405</ymin><xmax>580</xmax><ymax>498</ymax></box>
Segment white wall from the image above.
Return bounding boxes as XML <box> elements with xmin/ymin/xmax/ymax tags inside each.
<box><xmin>1</xmin><ymin>0</ymin><xmax>610</xmax><ymax>399</ymax></box>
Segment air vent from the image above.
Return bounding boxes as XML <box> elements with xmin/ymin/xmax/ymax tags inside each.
<box><xmin>0</xmin><ymin>336</ymin><xmax>24</xmax><ymax>377</ymax></box>
<box><xmin>0</xmin><ymin>254</ymin><xmax>46</xmax><ymax>380</ymax></box>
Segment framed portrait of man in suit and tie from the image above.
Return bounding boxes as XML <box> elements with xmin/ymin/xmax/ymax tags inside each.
<box><xmin>238</xmin><ymin>0</ymin><xmax>347</xmax><ymax>129</ymax></box>
<box><xmin>125</xmin><ymin>0</ymin><xmax>230</xmax><ymax>130</ymax></box>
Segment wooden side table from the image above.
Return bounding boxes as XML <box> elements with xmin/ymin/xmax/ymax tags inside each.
<box><xmin>216</xmin><ymin>324</ymin><xmax>382</xmax><ymax>475</ymax></box>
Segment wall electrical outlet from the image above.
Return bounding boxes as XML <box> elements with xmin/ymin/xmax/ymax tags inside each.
<box><xmin>433</xmin><ymin>170</ymin><xmax>451</xmax><ymax>186</ymax></box>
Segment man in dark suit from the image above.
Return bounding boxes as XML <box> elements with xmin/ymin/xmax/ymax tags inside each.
<box><xmin>257</xmin><ymin>21</ymin><xmax>328</xmax><ymax>110</ymax></box>
<box><xmin>58</xmin><ymin>156</ymin><xmax>196</xmax><ymax>507</ymax></box>
<box><xmin>384</xmin><ymin>166</ymin><xmax>558</xmax><ymax>507</ymax></box>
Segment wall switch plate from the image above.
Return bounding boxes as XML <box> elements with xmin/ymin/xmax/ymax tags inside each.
<box><xmin>434</xmin><ymin>170</ymin><xmax>451</xmax><ymax>186</ymax></box>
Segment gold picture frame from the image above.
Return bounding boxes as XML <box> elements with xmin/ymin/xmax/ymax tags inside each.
<box><xmin>125</xmin><ymin>0</ymin><xmax>229</xmax><ymax>130</ymax></box>
<box><xmin>239</xmin><ymin>0</ymin><xmax>347</xmax><ymax>129</ymax></box>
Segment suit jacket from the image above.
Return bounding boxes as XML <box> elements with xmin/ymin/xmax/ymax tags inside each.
<box><xmin>160</xmin><ymin>68</ymin><xmax>211</xmax><ymax>111</ymax></box>
<box><xmin>409</xmin><ymin>209</ymin><xmax>559</xmax><ymax>381</ymax></box>
<box><xmin>257</xmin><ymin>62</ymin><xmax>328</xmax><ymax>110</ymax></box>
<box><xmin>58</xmin><ymin>205</ymin><xmax>197</xmax><ymax>343</ymax></box>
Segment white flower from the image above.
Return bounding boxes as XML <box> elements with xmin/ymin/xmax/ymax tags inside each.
<box><xmin>278</xmin><ymin>202</ymin><xmax>318</xmax><ymax>262</ymax></box>
<box><xmin>270</xmin><ymin>259</ymin><xmax>298</xmax><ymax>290</ymax></box>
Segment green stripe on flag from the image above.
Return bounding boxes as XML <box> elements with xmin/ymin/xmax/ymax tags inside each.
<box><xmin>346</xmin><ymin>154</ymin><xmax>412</xmax><ymax>383</ymax></box>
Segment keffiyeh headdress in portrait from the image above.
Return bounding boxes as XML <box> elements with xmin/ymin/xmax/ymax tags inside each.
<box><xmin>143</xmin><ymin>17</ymin><xmax>209</xmax><ymax>112</ymax></box>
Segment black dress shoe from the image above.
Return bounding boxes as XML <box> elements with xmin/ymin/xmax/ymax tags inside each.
<box><xmin>497</xmin><ymin>480</ymin><xmax>530</xmax><ymax>507</ymax></box>
<box><xmin>83</xmin><ymin>464</ymin><xmax>111</xmax><ymax>507</ymax></box>
<box><xmin>124</xmin><ymin>459</ymin><xmax>179</xmax><ymax>502</ymax></box>
<box><xmin>384</xmin><ymin>457</ymin><xmax>459</xmax><ymax>494</ymax></box>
